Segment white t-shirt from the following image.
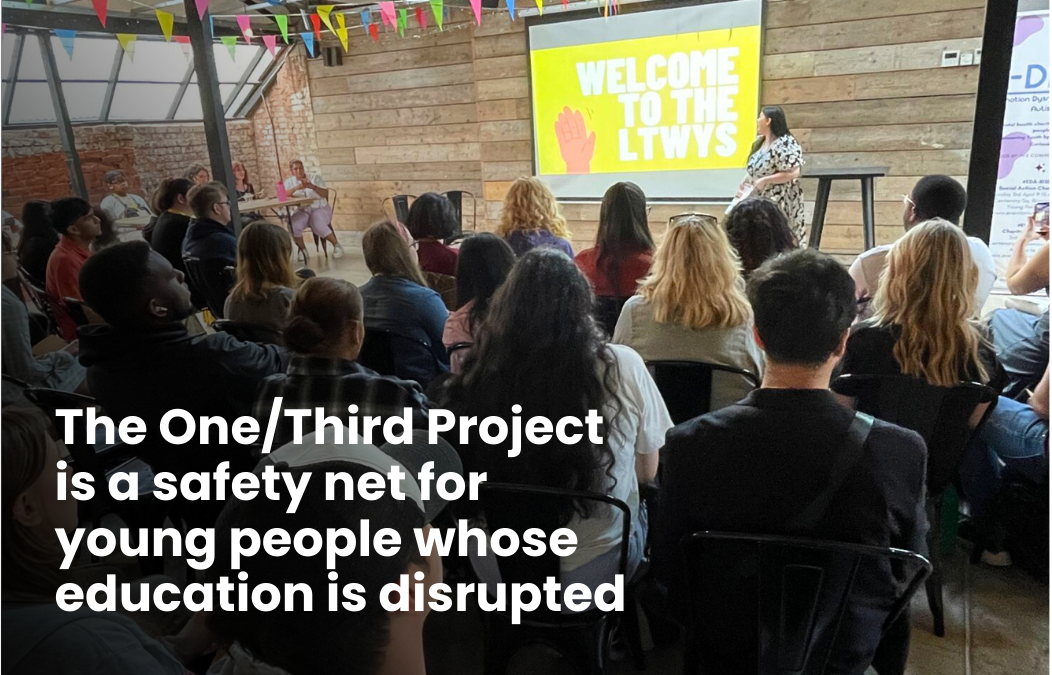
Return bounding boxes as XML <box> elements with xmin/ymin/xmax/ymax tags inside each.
<box><xmin>283</xmin><ymin>173</ymin><xmax>328</xmax><ymax>209</ymax></box>
<box><xmin>849</xmin><ymin>235</ymin><xmax>997</xmax><ymax>319</ymax></box>
<box><xmin>100</xmin><ymin>193</ymin><xmax>152</xmax><ymax>221</ymax></box>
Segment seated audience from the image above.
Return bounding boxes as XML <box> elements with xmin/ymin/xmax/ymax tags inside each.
<box><xmin>146</xmin><ymin>177</ymin><xmax>194</xmax><ymax>275</ymax></box>
<box><xmin>45</xmin><ymin>197</ymin><xmax>99</xmax><ymax>301</ymax></box>
<box><xmin>2</xmin><ymin>233</ymin><xmax>85</xmax><ymax>405</ymax></box>
<box><xmin>575</xmin><ymin>182</ymin><xmax>654</xmax><ymax>297</ymax></box>
<box><xmin>254</xmin><ymin>277</ymin><xmax>429</xmax><ymax>446</ymax></box>
<box><xmin>613</xmin><ymin>214</ymin><xmax>764</xmax><ymax>410</ymax></box>
<box><xmin>283</xmin><ymin>159</ymin><xmax>343</xmax><ymax>259</ymax></box>
<box><xmin>497</xmin><ymin>176</ymin><xmax>574</xmax><ymax>257</ymax></box>
<box><xmin>16</xmin><ymin>200</ymin><xmax>56</xmax><ymax>285</ymax></box>
<box><xmin>724</xmin><ymin>196</ymin><xmax>796</xmax><ymax>276</ymax></box>
<box><xmin>989</xmin><ymin>213</ymin><xmax>1049</xmax><ymax>398</ymax></box>
<box><xmin>405</xmin><ymin>192</ymin><xmax>460</xmax><ymax>276</ymax></box>
<box><xmin>849</xmin><ymin>175</ymin><xmax>996</xmax><ymax>319</ymax></box>
<box><xmin>186</xmin><ymin>163</ymin><xmax>210</xmax><ymax>185</ymax></box>
<box><xmin>443</xmin><ymin>233</ymin><xmax>516</xmax><ymax>373</ymax></box>
<box><xmin>655</xmin><ymin>249</ymin><xmax>928</xmax><ymax>674</ymax></box>
<box><xmin>442</xmin><ymin>248</ymin><xmax>672</xmax><ymax>586</ymax></box>
<box><xmin>840</xmin><ymin>219</ymin><xmax>1007</xmax><ymax>395</ymax></box>
<box><xmin>232</xmin><ymin>160</ymin><xmax>255</xmax><ymax>199</ymax></box>
<box><xmin>91</xmin><ymin>207</ymin><xmax>120</xmax><ymax>251</ymax></box>
<box><xmin>1</xmin><ymin>407</ymin><xmax>184</xmax><ymax>675</ymax></box>
<box><xmin>77</xmin><ymin>242</ymin><xmax>286</xmax><ymax>483</ymax></box>
<box><xmin>360</xmin><ymin>220</ymin><xmax>449</xmax><ymax>385</ymax></box>
<box><xmin>98</xmin><ymin>169</ymin><xmax>152</xmax><ymax>222</ymax></box>
<box><xmin>182</xmin><ymin>181</ymin><xmax>237</xmax><ymax>314</ymax></box>
<box><xmin>223</xmin><ymin>221</ymin><xmax>299</xmax><ymax>343</ymax></box>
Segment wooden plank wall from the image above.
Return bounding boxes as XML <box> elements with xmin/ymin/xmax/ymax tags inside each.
<box><xmin>307</xmin><ymin>0</ymin><xmax>985</xmax><ymax>255</ymax></box>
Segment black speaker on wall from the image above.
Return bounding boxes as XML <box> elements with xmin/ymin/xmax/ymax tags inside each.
<box><xmin>323</xmin><ymin>46</ymin><xmax>343</xmax><ymax>67</ymax></box>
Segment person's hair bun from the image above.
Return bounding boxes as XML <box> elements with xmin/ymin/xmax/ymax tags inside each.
<box><xmin>283</xmin><ymin>315</ymin><xmax>326</xmax><ymax>353</ymax></box>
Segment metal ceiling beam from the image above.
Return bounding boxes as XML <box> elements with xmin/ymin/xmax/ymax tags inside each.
<box><xmin>224</xmin><ymin>47</ymin><xmax>265</xmax><ymax>113</ymax></box>
<box><xmin>167</xmin><ymin>59</ymin><xmax>197</xmax><ymax>121</ymax></box>
<box><xmin>38</xmin><ymin>30</ymin><xmax>88</xmax><ymax>200</ymax></box>
<box><xmin>2</xmin><ymin>33</ymin><xmax>26</xmax><ymax>127</ymax></box>
<box><xmin>99</xmin><ymin>43</ymin><xmax>125</xmax><ymax>122</ymax></box>
<box><xmin>1</xmin><ymin>6</ymin><xmax>241</xmax><ymax>36</ymax></box>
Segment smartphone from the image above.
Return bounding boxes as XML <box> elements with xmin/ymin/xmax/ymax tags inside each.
<box><xmin>1035</xmin><ymin>202</ymin><xmax>1049</xmax><ymax>234</ymax></box>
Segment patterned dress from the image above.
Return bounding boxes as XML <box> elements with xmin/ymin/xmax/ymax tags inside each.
<box><xmin>746</xmin><ymin>134</ymin><xmax>806</xmax><ymax>243</ymax></box>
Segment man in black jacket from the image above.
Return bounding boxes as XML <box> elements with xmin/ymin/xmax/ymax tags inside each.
<box><xmin>78</xmin><ymin>242</ymin><xmax>287</xmax><ymax>521</ymax></box>
<box><xmin>181</xmin><ymin>181</ymin><xmax>237</xmax><ymax>316</ymax></box>
<box><xmin>654</xmin><ymin>249</ymin><xmax>928</xmax><ymax>674</ymax></box>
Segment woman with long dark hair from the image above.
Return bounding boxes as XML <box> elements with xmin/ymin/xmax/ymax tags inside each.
<box><xmin>575</xmin><ymin>182</ymin><xmax>655</xmax><ymax>298</ymax></box>
<box><xmin>147</xmin><ymin>177</ymin><xmax>195</xmax><ymax>274</ymax></box>
<box><xmin>742</xmin><ymin>106</ymin><xmax>805</xmax><ymax>242</ymax></box>
<box><xmin>724</xmin><ymin>196</ymin><xmax>798</xmax><ymax>275</ymax></box>
<box><xmin>442</xmin><ymin>233</ymin><xmax>515</xmax><ymax>373</ymax></box>
<box><xmin>442</xmin><ymin>248</ymin><xmax>671</xmax><ymax>585</ymax></box>
<box><xmin>15</xmin><ymin>200</ymin><xmax>56</xmax><ymax>285</ymax></box>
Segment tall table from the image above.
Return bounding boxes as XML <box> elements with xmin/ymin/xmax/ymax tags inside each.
<box><xmin>804</xmin><ymin>166</ymin><xmax>887</xmax><ymax>252</ymax></box>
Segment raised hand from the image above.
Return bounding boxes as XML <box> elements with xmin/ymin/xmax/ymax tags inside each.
<box><xmin>555</xmin><ymin>106</ymin><xmax>596</xmax><ymax>174</ymax></box>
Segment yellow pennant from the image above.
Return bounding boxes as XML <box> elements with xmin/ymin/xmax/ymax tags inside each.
<box><xmin>317</xmin><ymin>5</ymin><xmax>337</xmax><ymax>36</ymax></box>
<box><xmin>336</xmin><ymin>12</ymin><xmax>349</xmax><ymax>51</ymax></box>
<box><xmin>116</xmin><ymin>33</ymin><xmax>136</xmax><ymax>61</ymax></box>
<box><xmin>155</xmin><ymin>9</ymin><xmax>174</xmax><ymax>41</ymax></box>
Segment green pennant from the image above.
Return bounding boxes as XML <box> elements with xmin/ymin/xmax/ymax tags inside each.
<box><xmin>220</xmin><ymin>35</ymin><xmax>238</xmax><ymax>59</ymax></box>
<box><xmin>397</xmin><ymin>7</ymin><xmax>407</xmax><ymax>37</ymax></box>
<box><xmin>275</xmin><ymin>14</ymin><xmax>289</xmax><ymax>43</ymax></box>
<box><xmin>430</xmin><ymin>0</ymin><xmax>443</xmax><ymax>30</ymax></box>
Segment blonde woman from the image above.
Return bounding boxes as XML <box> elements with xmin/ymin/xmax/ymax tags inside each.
<box><xmin>612</xmin><ymin>214</ymin><xmax>764</xmax><ymax>410</ymax></box>
<box><xmin>840</xmin><ymin>219</ymin><xmax>1007</xmax><ymax>396</ymax></box>
<box><xmin>497</xmin><ymin>176</ymin><xmax>574</xmax><ymax>257</ymax></box>
<box><xmin>223</xmin><ymin>221</ymin><xmax>299</xmax><ymax>343</ymax></box>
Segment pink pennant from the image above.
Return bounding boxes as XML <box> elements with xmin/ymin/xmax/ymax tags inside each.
<box><xmin>416</xmin><ymin>6</ymin><xmax>426</xmax><ymax>28</ymax></box>
<box><xmin>369</xmin><ymin>22</ymin><xmax>379</xmax><ymax>41</ymax></box>
<box><xmin>91</xmin><ymin>0</ymin><xmax>108</xmax><ymax>26</ymax></box>
<box><xmin>194</xmin><ymin>0</ymin><xmax>209</xmax><ymax>20</ymax></box>
<box><xmin>236</xmin><ymin>15</ymin><xmax>253</xmax><ymax>43</ymax></box>
<box><xmin>262</xmin><ymin>34</ymin><xmax>277</xmax><ymax>56</ymax></box>
<box><xmin>469</xmin><ymin>0</ymin><xmax>481</xmax><ymax>25</ymax></box>
<box><xmin>379</xmin><ymin>1</ymin><xmax>396</xmax><ymax>26</ymax></box>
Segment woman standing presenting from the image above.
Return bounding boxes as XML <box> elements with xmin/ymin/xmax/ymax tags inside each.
<box><xmin>742</xmin><ymin>106</ymin><xmax>805</xmax><ymax>243</ymax></box>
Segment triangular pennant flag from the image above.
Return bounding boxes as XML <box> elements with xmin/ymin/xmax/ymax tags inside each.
<box><xmin>316</xmin><ymin>5</ymin><xmax>336</xmax><ymax>36</ymax></box>
<box><xmin>55</xmin><ymin>29</ymin><xmax>76</xmax><ymax>58</ymax></box>
<box><xmin>300</xmin><ymin>31</ymin><xmax>315</xmax><ymax>56</ymax></box>
<box><xmin>276</xmin><ymin>15</ymin><xmax>289</xmax><ymax>43</ymax></box>
<box><xmin>368</xmin><ymin>23</ymin><xmax>379</xmax><ymax>42</ymax></box>
<box><xmin>309</xmin><ymin>13</ymin><xmax>321</xmax><ymax>42</ymax></box>
<box><xmin>430</xmin><ymin>0</ymin><xmax>443</xmax><ymax>30</ymax></box>
<box><xmin>379</xmin><ymin>1</ymin><xmax>396</xmax><ymax>27</ymax></box>
<box><xmin>262</xmin><ymin>34</ymin><xmax>278</xmax><ymax>56</ymax></box>
<box><xmin>415</xmin><ymin>6</ymin><xmax>426</xmax><ymax>29</ymax></box>
<box><xmin>506</xmin><ymin>0</ymin><xmax>514</xmax><ymax>20</ymax></box>
<box><xmin>534</xmin><ymin>0</ymin><xmax>543</xmax><ymax>14</ymax></box>
<box><xmin>236</xmin><ymin>15</ymin><xmax>253</xmax><ymax>43</ymax></box>
<box><xmin>336</xmin><ymin>13</ymin><xmax>348</xmax><ymax>51</ymax></box>
<box><xmin>397</xmin><ymin>8</ymin><xmax>406</xmax><ymax>36</ymax></box>
<box><xmin>220</xmin><ymin>35</ymin><xmax>237</xmax><ymax>60</ymax></box>
<box><xmin>194</xmin><ymin>0</ymin><xmax>208</xmax><ymax>20</ymax></box>
<box><xmin>174</xmin><ymin>34</ymin><xmax>191</xmax><ymax>60</ymax></box>
<box><xmin>360</xmin><ymin>10</ymin><xmax>371</xmax><ymax>30</ymax></box>
<box><xmin>116</xmin><ymin>33</ymin><xmax>136</xmax><ymax>61</ymax></box>
<box><xmin>561</xmin><ymin>0</ymin><xmax>567</xmax><ymax>7</ymax></box>
<box><xmin>468</xmin><ymin>0</ymin><xmax>481</xmax><ymax>25</ymax></box>
<box><xmin>156</xmin><ymin>9</ymin><xmax>174</xmax><ymax>41</ymax></box>
<box><xmin>91</xmin><ymin>0</ymin><xmax>107</xmax><ymax>26</ymax></box>
<box><xmin>209</xmin><ymin>15</ymin><xmax>215</xmax><ymax>36</ymax></box>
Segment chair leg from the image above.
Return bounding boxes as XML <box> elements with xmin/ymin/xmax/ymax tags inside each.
<box><xmin>925</xmin><ymin>494</ymin><xmax>946</xmax><ymax>637</ymax></box>
<box><xmin>622</xmin><ymin>587</ymin><xmax>648</xmax><ymax>671</ymax></box>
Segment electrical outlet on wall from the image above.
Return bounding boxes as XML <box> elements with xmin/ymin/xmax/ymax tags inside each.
<box><xmin>960</xmin><ymin>51</ymin><xmax>974</xmax><ymax>66</ymax></box>
<box><xmin>974</xmin><ymin>48</ymin><xmax>982</xmax><ymax>64</ymax></box>
<box><xmin>942</xmin><ymin>50</ymin><xmax>961</xmax><ymax>67</ymax></box>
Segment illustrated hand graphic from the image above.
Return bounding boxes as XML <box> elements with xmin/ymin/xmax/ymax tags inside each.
<box><xmin>555</xmin><ymin>106</ymin><xmax>596</xmax><ymax>174</ymax></box>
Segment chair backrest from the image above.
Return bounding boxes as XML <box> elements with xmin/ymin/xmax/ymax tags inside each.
<box><xmin>15</xmin><ymin>271</ymin><xmax>57</xmax><ymax>334</ymax></box>
<box><xmin>383</xmin><ymin>194</ymin><xmax>416</xmax><ymax>226</ymax></box>
<box><xmin>62</xmin><ymin>297</ymin><xmax>90</xmax><ymax>326</ymax></box>
<box><xmin>594</xmin><ymin>296</ymin><xmax>629</xmax><ymax>337</ymax></box>
<box><xmin>441</xmin><ymin>190</ymin><xmax>476</xmax><ymax>242</ymax></box>
<box><xmin>680</xmin><ymin>531</ymin><xmax>931</xmax><ymax>675</ymax></box>
<box><xmin>182</xmin><ymin>254</ymin><xmax>235</xmax><ymax>318</ymax></box>
<box><xmin>424</xmin><ymin>270</ymin><xmax>457</xmax><ymax>311</ymax></box>
<box><xmin>211</xmin><ymin>319</ymin><xmax>283</xmax><ymax>345</ymax></box>
<box><xmin>646</xmin><ymin>360</ymin><xmax>761</xmax><ymax>425</ymax></box>
<box><xmin>831</xmin><ymin>374</ymin><xmax>999</xmax><ymax>493</ymax></box>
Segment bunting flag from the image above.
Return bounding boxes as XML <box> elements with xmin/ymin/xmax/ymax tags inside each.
<box><xmin>236</xmin><ymin>15</ymin><xmax>253</xmax><ymax>43</ymax></box>
<box><xmin>397</xmin><ymin>8</ymin><xmax>406</xmax><ymax>36</ymax></box>
<box><xmin>55</xmin><ymin>29</ymin><xmax>76</xmax><ymax>58</ymax></box>
<box><xmin>368</xmin><ymin>22</ymin><xmax>379</xmax><ymax>42</ymax></box>
<box><xmin>336</xmin><ymin>12</ymin><xmax>349</xmax><ymax>51</ymax></box>
<box><xmin>415</xmin><ymin>6</ymin><xmax>425</xmax><ymax>29</ymax></box>
<box><xmin>562</xmin><ymin>0</ymin><xmax>567</xmax><ymax>7</ymax></box>
<box><xmin>300</xmin><ymin>31</ymin><xmax>315</xmax><ymax>56</ymax></box>
<box><xmin>194</xmin><ymin>0</ymin><xmax>208</xmax><ymax>20</ymax></box>
<box><xmin>535</xmin><ymin>0</ymin><xmax>543</xmax><ymax>14</ymax></box>
<box><xmin>116</xmin><ymin>33</ymin><xmax>137</xmax><ymax>61</ymax></box>
<box><xmin>379</xmin><ymin>1</ymin><xmax>396</xmax><ymax>27</ymax></box>
<box><xmin>262</xmin><ymin>34</ymin><xmax>278</xmax><ymax>56</ymax></box>
<box><xmin>220</xmin><ymin>35</ymin><xmax>238</xmax><ymax>59</ymax></box>
<box><xmin>275</xmin><ymin>14</ymin><xmax>289</xmax><ymax>43</ymax></box>
<box><xmin>316</xmin><ymin>5</ymin><xmax>336</xmax><ymax>36</ymax></box>
<box><xmin>430</xmin><ymin>0</ymin><xmax>443</xmax><ymax>30</ymax></box>
<box><xmin>309</xmin><ymin>13</ymin><xmax>321</xmax><ymax>42</ymax></box>
<box><xmin>174</xmin><ymin>34</ymin><xmax>191</xmax><ymax>60</ymax></box>
<box><xmin>360</xmin><ymin>10</ymin><xmax>371</xmax><ymax>31</ymax></box>
<box><xmin>91</xmin><ymin>0</ymin><xmax>107</xmax><ymax>26</ymax></box>
<box><xmin>506</xmin><ymin>0</ymin><xmax>514</xmax><ymax>20</ymax></box>
<box><xmin>155</xmin><ymin>9</ymin><xmax>174</xmax><ymax>41</ymax></box>
<box><xmin>468</xmin><ymin>0</ymin><xmax>481</xmax><ymax>25</ymax></box>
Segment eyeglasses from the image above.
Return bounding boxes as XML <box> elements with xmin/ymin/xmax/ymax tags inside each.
<box><xmin>902</xmin><ymin>194</ymin><xmax>916</xmax><ymax>208</ymax></box>
<box><xmin>217</xmin><ymin>201</ymin><xmax>230</xmax><ymax>207</ymax></box>
<box><xmin>667</xmin><ymin>212</ymin><xmax>719</xmax><ymax>228</ymax></box>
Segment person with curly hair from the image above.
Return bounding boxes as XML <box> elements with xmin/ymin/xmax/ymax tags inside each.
<box><xmin>496</xmin><ymin>176</ymin><xmax>574</xmax><ymax>258</ymax></box>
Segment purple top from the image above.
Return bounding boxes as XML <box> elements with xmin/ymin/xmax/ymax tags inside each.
<box><xmin>504</xmin><ymin>229</ymin><xmax>574</xmax><ymax>258</ymax></box>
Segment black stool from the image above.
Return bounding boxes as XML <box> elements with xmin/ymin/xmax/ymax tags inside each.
<box><xmin>804</xmin><ymin>166</ymin><xmax>887</xmax><ymax>252</ymax></box>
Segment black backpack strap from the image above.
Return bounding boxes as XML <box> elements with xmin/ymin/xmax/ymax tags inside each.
<box><xmin>788</xmin><ymin>412</ymin><xmax>875</xmax><ymax>532</ymax></box>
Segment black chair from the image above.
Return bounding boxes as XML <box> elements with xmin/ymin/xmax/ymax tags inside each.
<box><xmin>17</xmin><ymin>266</ymin><xmax>57</xmax><ymax>335</ymax></box>
<box><xmin>382</xmin><ymin>194</ymin><xmax>417</xmax><ymax>226</ymax></box>
<box><xmin>474</xmin><ymin>482</ymin><xmax>647</xmax><ymax>675</ymax></box>
<box><xmin>680</xmin><ymin>532</ymin><xmax>931</xmax><ymax>675</ymax></box>
<box><xmin>646</xmin><ymin>360</ymin><xmax>761</xmax><ymax>424</ymax></box>
<box><xmin>594</xmin><ymin>296</ymin><xmax>629</xmax><ymax>337</ymax></box>
<box><xmin>442</xmin><ymin>190</ymin><xmax>477</xmax><ymax>244</ymax></box>
<box><xmin>62</xmin><ymin>296</ymin><xmax>90</xmax><ymax>327</ymax></box>
<box><xmin>831</xmin><ymin>373</ymin><xmax>999</xmax><ymax>637</ymax></box>
<box><xmin>211</xmin><ymin>318</ymin><xmax>283</xmax><ymax>345</ymax></box>
<box><xmin>182</xmin><ymin>254</ymin><xmax>236</xmax><ymax>318</ymax></box>
<box><xmin>358</xmin><ymin>327</ymin><xmax>439</xmax><ymax>384</ymax></box>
